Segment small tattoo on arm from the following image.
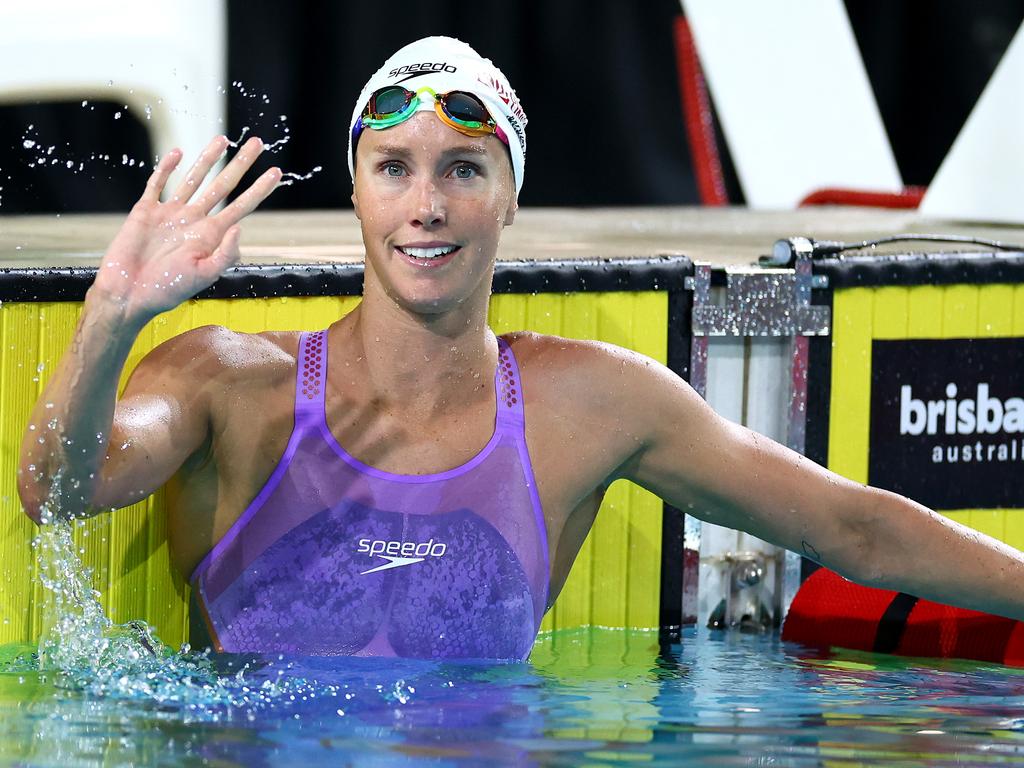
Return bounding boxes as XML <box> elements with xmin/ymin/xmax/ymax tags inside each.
<box><xmin>802</xmin><ymin>540</ymin><xmax>821</xmax><ymax>563</ymax></box>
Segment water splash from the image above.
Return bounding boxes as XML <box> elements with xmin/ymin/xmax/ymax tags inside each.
<box><xmin>34</xmin><ymin>519</ymin><xmax>148</xmax><ymax>674</ymax></box>
<box><xmin>263</xmin><ymin>112</ymin><xmax>293</xmax><ymax>151</ymax></box>
<box><xmin>26</xmin><ymin>488</ymin><xmax>341</xmax><ymax>721</ymax></box>
<box><xmin>15</xmin><ymin>80</ymin><xmax>318</xmax><ymax>195</ymax></box>
<box><xmin>229</xmin><ymin>83</ymin><xmax>291</xmax><ymax>154</ymax></box>
<box><xmin>279</xmin><ymin>166</ymin><xmax>323</xmax><ymax>186</ymax></box>
<box><xmin>226</xmin><ymin>125</ymin><xmax>251</xmax><ymax>147</ymax></box>
<box><xmin>20</xmin><ymin>124</ymin><xmax>150</xmax><ymax>175</ymax></box>
<box><xmin>231</xmin><ymin>80</ymin><xmax>273</xmax><ymax>105</ymax></box>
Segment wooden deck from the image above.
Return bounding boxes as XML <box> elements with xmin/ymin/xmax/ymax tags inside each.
<box><xmin>2</xmin><ymin>206</ymin><xmax>1022</xmax><ymax>270</ymax></box>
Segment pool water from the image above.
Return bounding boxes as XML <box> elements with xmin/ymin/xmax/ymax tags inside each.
<box><xmin>2</xmin><ymin>627</ymin><xmax>1024</xmax><ymax>766</ymax></box>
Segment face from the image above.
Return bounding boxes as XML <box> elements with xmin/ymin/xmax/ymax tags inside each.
<box><xmin>352</xmin><ymin>111</ymin><xmax>518</xmax><ymax>317</ymax></box>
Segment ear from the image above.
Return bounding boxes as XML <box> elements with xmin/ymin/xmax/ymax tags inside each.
<box><xmin>351</xmin><ymin>189</ymin><xmax>362</xmax><ymax>221</ymax></box>
<box><xmin>503</xmin><ymin>195</ymin><xmax>518</xmax><ymax>227</ymax></box>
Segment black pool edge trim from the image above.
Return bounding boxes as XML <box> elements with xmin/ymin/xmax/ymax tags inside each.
<box><xmin>813</xmin><ymin>251</ymin><xmax>1024</xmax><ymax>288</ymax></box>
<box><xmin>660</xmin><ymin>285</ymin><xmax>692</xmax><ymax>642</ymax></box>
<box><xmin>0</xmin><ymin>255</ymin><xmax>693</xmax><ymax>302</ymax></box>
<box><xmin>800</xmin><ymin>288</ymin><xmax>835</xmax><ymax>586</ymax></box>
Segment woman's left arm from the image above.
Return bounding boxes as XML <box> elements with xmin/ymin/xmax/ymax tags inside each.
<box><xmin>613</xmin><ymin>350</ymin><xmax>1024</xmax><ymax>621</ymax></box>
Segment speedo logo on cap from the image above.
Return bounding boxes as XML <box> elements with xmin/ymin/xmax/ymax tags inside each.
<box><xmin>389</xmin><ymin>62</ymin><xmax>457</xmax><ymax>78</ymax></box>
<box><xmin>357</xmin><ymin>537</ymin><xmax>448</xmax><ymax>575</ymax></box>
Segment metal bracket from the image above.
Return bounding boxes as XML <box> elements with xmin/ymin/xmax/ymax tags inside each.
<box><xmin>686</xmin><ymin>264</ymin><xmax>830</xmax><ymax>337</ymax></box>
<box><xmin>682</xmin><ymin>249</ymin><xmax>831</xmax><ymax>626</ymax></box>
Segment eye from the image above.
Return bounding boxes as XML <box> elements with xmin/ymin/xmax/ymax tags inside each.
<box><xmin>380</xmin><ymin>161</ymin><xmax>406</xmax><ymax>177</ymax></box>
<box><xmin>451</xmin><ymin>163</ymin><xmax>479</xmax><ymax>180</ymax></box>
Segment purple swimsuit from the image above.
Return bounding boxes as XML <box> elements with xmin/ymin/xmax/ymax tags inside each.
<box><xmin>190</xmin><ymin>332</ymin><xmax>549</xmax><ymax>660</ymax></box>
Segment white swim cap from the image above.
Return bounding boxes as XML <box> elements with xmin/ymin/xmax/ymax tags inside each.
<box><xmin>347</xmin><ymin>36</ymin><xmax>527</xmax><ymax>194</ymax></box>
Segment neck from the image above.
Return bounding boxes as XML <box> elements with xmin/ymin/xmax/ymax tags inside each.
<box><xmin>333</xmin><ymin>279</ymin><xmax>496</xmax><ymax>417</ymax></box>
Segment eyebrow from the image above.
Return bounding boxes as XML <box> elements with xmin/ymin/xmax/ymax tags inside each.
<box><xmin>370</xmin><ymin>143</ymin><xmax>491</xmax><ymax>160</ymax></box>
<box><xmin>369</xmin><ymin>144</ymin><xmax>412</xmax><ymax>159</ymax></box>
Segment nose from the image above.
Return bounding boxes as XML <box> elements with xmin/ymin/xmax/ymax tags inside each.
<box><xmin>411</xmin><ymin>177</ymin><xmax>446</xmax><ymax>228</ymax></box>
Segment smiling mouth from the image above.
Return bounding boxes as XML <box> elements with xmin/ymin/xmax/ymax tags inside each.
<box><xmin>396</xmin><ymin>244</ymin><xmax>462</xmax><ymax>263</ymax></box>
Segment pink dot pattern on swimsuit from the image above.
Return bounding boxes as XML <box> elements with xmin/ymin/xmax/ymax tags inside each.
<box><xmin>301</xmin><ymin>330</ymin><xmax>326</xmax><ymax>400</ymax></box>
<box><xmin>499</xmin><ymin>346</ymin><xmax>518</xmax><ymax>409</ymax></box>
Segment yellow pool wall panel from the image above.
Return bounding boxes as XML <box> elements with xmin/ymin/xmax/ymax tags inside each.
<box><xmin>828</xmin><ymin>282</ymin><xmax>1024</xmax><ymax>548</ymax></box>
<box><xmin>0</xmin><ymin>291</ymin><xmax>667</xmax><ymax>647</ymax></box>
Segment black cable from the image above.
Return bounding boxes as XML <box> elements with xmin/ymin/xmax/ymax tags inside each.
<box><xmin>763</xmin><ymin>234</ymin><xmax>1024</xmax><ymax>267</ymax></box>
<box><xmin>808</xmin><ymin>233</ymin><xmax>1024</xmax><ymax>256</ymax></box>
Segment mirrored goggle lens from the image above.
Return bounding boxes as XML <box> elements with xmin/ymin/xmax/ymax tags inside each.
<box><xmin>441</xmin><ymin>91</ymin><xmax>491</xmax><ymax>125</ymax></box>
<box><xmin>367</xmin><ymin>87</ymin><xmax>413</xmax><ymax>116</ymax></box>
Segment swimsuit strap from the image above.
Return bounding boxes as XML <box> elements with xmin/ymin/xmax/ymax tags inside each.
<box><xmin>294</xmin><ymin>331</ymin><xmax>522</xmax><ymax>428</ymax></box>
<box><xmin>294</xmin><ymin>330</ymin><xmax>328</xmax><ymax>421</ymax></box>
<box><xmin>495</xmin><ymin>336</ymin><xmax>525</xmax><ymax>428</ymax></box>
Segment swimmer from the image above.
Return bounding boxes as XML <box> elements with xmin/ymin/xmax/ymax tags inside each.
<box><xmin>17</xmin><ymin>37</ymin><xmax>1024</xmax><ymax>659</ymax></box>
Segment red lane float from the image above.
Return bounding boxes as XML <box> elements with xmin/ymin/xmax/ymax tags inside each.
<box><xmin>783</xmin><ymin>567</ymin><xmax>1024</xmax><ymax>667</ymax></box>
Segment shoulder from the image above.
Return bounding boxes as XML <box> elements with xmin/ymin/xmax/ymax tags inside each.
<box><xmin>501</xmin><ymin>330</ymin><xmax>698</xmax><ymax>426</ymax></box>
<box><xmin>501</xmin><ymin>331</ymin><xmax>710</xmax><ymax>487</ymax></box>
<box><xmin>130</xmin><ymin>325</ymin><xmax>299</xmax><ymax>395</ymax></box>
<box><xmin>502</xmin><ymin>330</ymin><xmax>640</xmax><ymax>367</ymax></box>
<box><xmin>502</xmin><ymin>331</ymin><xmax>685</xmax><ymax>395</ymax></box>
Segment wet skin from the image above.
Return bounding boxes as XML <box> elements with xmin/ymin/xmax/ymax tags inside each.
<box><xmin>163</xmin><ymin>115</ymin><xmax>624</xmax><ymax>602</ymax></box>
<box><xmin>18</xmin><ymin>118</ymin><xmax>1024</xmax><ymax>622</ymax></box>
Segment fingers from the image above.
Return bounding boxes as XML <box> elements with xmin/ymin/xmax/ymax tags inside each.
<box><xmin>169</xmin><ymin>136</ymin><xmax>229</xmax><ymax>203</ymax></box>
<box><xmin>141</xmin><ymin>149</ymin><xmax>183</xmax><ymax>203</ymax></box>
<box><xmin>197</xmin><ymin>137</ymin><xmax>267</xmax><ymax>214</ymax></box>
<box><xmin>214</xmin><ymin>166</ymin><xmax>283</xmax><ymax>228</ymax></box>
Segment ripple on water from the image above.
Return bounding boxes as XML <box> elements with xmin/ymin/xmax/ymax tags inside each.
<box><xmin>5</xmin><ymin>508</ymin><xmax>1024</xmax><ymax>764</ymax></box>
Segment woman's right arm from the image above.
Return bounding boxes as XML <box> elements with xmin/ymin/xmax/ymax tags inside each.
<box><xmin>17</xmin><ymin>135</ymin><xmax>281</xmax><ymax>523</ymax></box>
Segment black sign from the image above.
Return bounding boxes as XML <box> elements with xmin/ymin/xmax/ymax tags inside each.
<box><xmin>869</xmin><ymin>337</ymin><xmax>1024</xmax><ymax>509</ymax></box>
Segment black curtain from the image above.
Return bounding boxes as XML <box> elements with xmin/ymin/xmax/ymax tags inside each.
<box><xmin>222</xmin><ymin>0</ymin><xmax>696</xmax><ymax>209</ymax></box>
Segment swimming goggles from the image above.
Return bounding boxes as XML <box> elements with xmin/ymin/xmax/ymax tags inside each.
<box><xmin>352</xmin><ymin>86</ymin><xmax>509</xmax><ymax>146</ymax></box>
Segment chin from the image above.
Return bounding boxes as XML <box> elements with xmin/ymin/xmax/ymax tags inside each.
<box><xmin>389</xmin><ymin>286</ymin><xmax>471</xmax><ymax>317</ymax></box>
<box><xmin>365</xmin><ymin>249</ymin><xmax>496</xmax><ymax>319</ymax></box>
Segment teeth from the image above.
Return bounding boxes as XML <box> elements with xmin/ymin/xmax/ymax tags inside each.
<box><xmin>401</xmin><ymin>245</ymin><xmax>457</xmax><ymax>259</ymax></box>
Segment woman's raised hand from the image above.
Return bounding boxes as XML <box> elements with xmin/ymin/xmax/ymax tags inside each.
<box><xmin>90</xmin><ymin>135</ymin><xmax>281</xmax><ymax>323</ymax></box>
